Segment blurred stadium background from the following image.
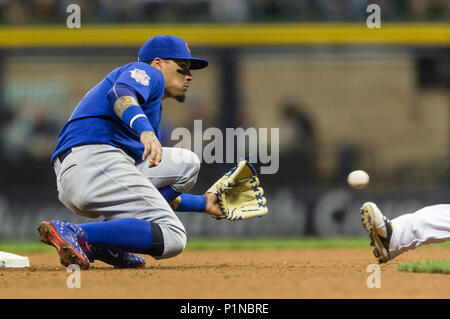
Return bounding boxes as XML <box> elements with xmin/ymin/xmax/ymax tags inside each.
<box><xmin>0</xmin><ymin>0</ymin><xmax>448</xmax><ymax>240</ymax></box>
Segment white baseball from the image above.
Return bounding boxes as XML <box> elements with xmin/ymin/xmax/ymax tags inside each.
<box><xmin>347</xmin><ymin>170</ymin><xmax>370</xmax><ymax>189</ymax></box>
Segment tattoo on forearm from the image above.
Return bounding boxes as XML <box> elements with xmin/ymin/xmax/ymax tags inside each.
<box><xmin>113</xmin><ymin>96</ymin><xmax>139</xmax><ymax>119</ymax></box>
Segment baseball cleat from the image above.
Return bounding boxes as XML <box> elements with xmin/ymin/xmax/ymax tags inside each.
<box><xmin>89</xmin><ymin>245</ymin><xmax>146</xmax><ymax>269</ymax></box>
<box><xmin>37</xmin><ymin>221</ymin><xmax>91</xmax><ymax>270</ymax></box>
<box><xmin>360</xmin><ymin>202</ymin><xmax>393</xmax><ymax>263</ymax></box>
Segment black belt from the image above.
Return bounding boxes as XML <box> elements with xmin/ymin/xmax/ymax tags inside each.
<box><xmin>57</xmin><ymin>148</ymin><xmax>72</xmax><ymax>164</ymax></box>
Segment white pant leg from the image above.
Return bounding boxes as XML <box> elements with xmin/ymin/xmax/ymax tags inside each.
<box><xmin>136</xmin><ymin>147</ymin><xmax>201</xmax><ymax>193</ymax></box>
<box><xmin>389</xmin><ymin>204</ymin><xmax>450</xmax><ymax>259</ymax></box>
<box><xmin>54</xmin><ymin>144</ymin><xmax>186</xmax><ymax>259</ymax></box>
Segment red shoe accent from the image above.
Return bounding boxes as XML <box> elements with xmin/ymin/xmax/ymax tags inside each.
<box><xmin>37</xmin><ymin>221</ymin><xmax>90</xmax><ymax>270</ymax></box>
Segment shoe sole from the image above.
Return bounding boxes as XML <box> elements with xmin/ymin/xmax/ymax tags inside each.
<box><xmin>360</xmin><ymin>203</ymin><xmax>389</xmax><ymax>263</ymax></box>
<box><xmin>37</xmin><ymin>221</ymin><xmax>89</xmax><ymax>270</ymax></box>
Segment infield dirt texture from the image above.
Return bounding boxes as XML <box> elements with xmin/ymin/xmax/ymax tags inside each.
<box><xmin>1</xmin><ymin>246</ymin><xmax>450</xmax><ymax>298</ymax></box>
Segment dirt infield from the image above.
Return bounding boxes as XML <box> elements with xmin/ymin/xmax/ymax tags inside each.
<box><xmin>1</xmin><ymin>247</ymin><xmax>450</xmax><ymax>299</ymax></box>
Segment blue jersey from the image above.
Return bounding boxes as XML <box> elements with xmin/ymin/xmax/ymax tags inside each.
<box><xmin>51</xmin><ymin>62</ymin><xmax>165</xmax><ymax>164</ymax></box>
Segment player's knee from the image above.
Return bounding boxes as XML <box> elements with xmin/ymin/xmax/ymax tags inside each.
<box><xmin>173</xmin><ymin>149</ymin><xmax>200</xmax><ymax>193</ymax></box>
<box><xmin>167</xmin><ymin>231</ymin><xmax>187</xmax><ymax>258</ymax></box>
<box><xmin>183</xmin><ymin>150</ymin><xmax>200</xmax><ymax>186</ymax></box>
<box><xmin>154</xmin><ymin>227</ymin><xmax>187</xmax><ymax>259</ymax></box>
<box><xmin>182</xmin><ymin>149</ymin><xmax>200</xmax><ymax>175</ymax></box>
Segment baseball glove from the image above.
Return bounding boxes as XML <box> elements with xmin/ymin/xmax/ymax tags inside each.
<box><xmin>206</xmin><ymin>161</ymin><xmax>268</xmax><ymax>221</ymax></box>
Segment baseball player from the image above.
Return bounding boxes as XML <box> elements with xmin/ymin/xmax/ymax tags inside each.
<box><xmin>360</xmin><ymin>202</ymin><xmax>450</xmax><ymax>263</ymax></box>
<box><xmin>38</xmin><ymin>35</ymin><xmax>267</xmax><ymax>269</ymax></box>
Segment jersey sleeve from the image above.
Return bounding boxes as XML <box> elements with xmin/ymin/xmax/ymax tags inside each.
<box><xmin>114</xmin><ymin>62</ymin><xmax>162</xmax><ymax>103</ymax></box>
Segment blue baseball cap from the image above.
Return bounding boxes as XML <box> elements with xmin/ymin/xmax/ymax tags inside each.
<box><xmin>138</xmin><ymin>35</ymin><xmax>208</xmax><ymax>70</ymax></box>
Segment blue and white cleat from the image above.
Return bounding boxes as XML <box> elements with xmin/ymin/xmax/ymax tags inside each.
<box><xmin>360</xmin><ymin>202</ymin><xmax>393</xmax><ymax>264</ymax></box>
<box><xmin>37</xmin><ymin>220</ymin><xmax>91</xmax><ymax>270</ymax></box>
<box><xmin>89</xmin><ymin>246</ymin><xmax>146</xmax><ymax>269</ymax></box>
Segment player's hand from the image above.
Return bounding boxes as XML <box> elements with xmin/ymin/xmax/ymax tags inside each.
<box><xmin>140</xmin><ymin>131</ymin><xmax>162</xmax><ymax>167</ymax></box>
<box><xmin>204</xmin><ymin>193</ymin><xmax>224</xmax><ymax>218</ymax></box>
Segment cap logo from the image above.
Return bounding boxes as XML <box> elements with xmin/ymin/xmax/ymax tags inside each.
<box><xmin>185</xmin><ymin>42</ymin><xmax>191</xmax><ymax>54</ymax></box>
<box><xmin>130</xmin><ymin>68</ymin><xmax>150</xmax><ymax>86</ymax></box>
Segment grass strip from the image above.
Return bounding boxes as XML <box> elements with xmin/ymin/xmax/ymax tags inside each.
<box><xmin>185</xmin><ymin>237</ymin><xmax>372</xmax><ymax>250</ymax></box>
<box><xmin>0</xmin><ymin>241</ymin><xmax>54</xmax><ymax>253</ymax></box>
<box><xmin>0</xmin><ymin>237</ymin><xmax>370</xmax><ymax>253</ymax></box>
<box><xmin>397</xmin><ymin>260</ymin><xmax>450</xmax><ymax>274</ymax></box>
<box><xmin>1</xmin><ymin>237</ymin><xmax>450</xmax><ymax>253</ymax></box>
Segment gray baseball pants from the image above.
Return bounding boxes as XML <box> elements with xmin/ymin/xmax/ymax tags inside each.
<box><xmin>389</xmin><ymin>204</ymin><xmax>450</xmax><ymax>259</ymax></box>
<box><xmin>53</xmin><ymin>144</ymin><xmax>200</xmax><ymax>259</ymax></box>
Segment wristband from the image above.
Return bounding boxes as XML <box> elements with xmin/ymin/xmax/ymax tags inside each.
<box><xmin>122</xmin><ymin>105</ymin><xmax>154</xmax><ymax>134</ymax></box>
<box><xmin>178</xmin><ymin>194</ymin><xmax>207</xmax><ymax>212</ymax></box>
